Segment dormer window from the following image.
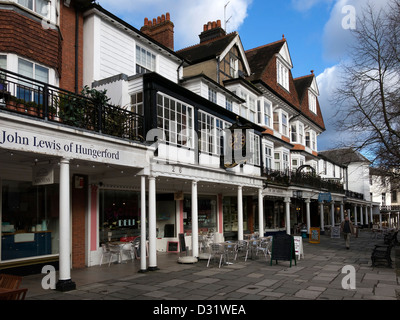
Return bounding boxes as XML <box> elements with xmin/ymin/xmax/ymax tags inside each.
<box><xmin>277</xmin><ymin>59</ymin><xmax>289</xmax><ymax>91</ymax></box>
<box><xmin>308</xmin><ymin>90</ymin><xmax>317</xmax><ymax>114</ymax></box>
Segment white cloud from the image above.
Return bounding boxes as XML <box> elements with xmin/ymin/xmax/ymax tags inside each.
<box><xmin>322</xmin><ymin>0</ymin><xmax>392</xmax><ymax>63</ymax></box>
<box><xmin>97</xmin><ymin>0</ymin><xmax>253</xmax><ymax>50</ymax></box>
<box><xmin>291</xmin><ymin>0</ymin><xmax>334</xmax><ymax>12</ymax></box>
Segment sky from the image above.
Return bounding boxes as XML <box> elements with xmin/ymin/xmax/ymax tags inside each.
<box><xmin>97</xmin><ymin>0</ymin><xmax>392</xmax><ymax>152</ymax></box>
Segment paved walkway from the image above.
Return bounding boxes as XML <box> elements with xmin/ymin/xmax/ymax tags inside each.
<box><xmin>22</xmin><ymin>229</ymin><xmax>400</xmax><ymax>301</ymax></box>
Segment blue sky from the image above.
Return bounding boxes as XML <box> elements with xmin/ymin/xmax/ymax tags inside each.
<box><xmin>97</xmin><ymin>0</ymin><xmax>392</xmax><ymax>151</ymax></box>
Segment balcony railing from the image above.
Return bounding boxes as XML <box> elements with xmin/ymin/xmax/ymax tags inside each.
<box><xmin>263</xmin><ymin>168</ymin><xmax>345</xmax><ymax>194</ymax></box>
<box><xmin>0</xmin><ymin>68</ymin><xmax>144</xmax><ymax>141</ymax></box>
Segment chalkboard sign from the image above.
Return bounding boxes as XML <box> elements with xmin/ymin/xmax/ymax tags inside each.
<box><xmin>331</xmin><ymin>226</ymin><xmax>340</xmax><ymax>239</ymax></box>
<box><xmin>178</xmin><ymin>233</ymin><xmax>187</xmax><ymax>254</ymax></box>
<box><xmin>167</xmin><ymin>241</ymin><xmax>179</xmax><ymax>252</ymax></box>
<box><xmin>270</xmin><ymin>234</ymin><xmax>297</xmax><ymax>267</ymax></box>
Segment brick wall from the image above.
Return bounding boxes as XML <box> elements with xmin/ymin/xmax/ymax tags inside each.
<box><xmin>59</xmin><ymin>4</ymin><xmax>84</xmax><ymax>93</ymax></box>
<box><xmin>0</xmin><ymin>9</ymin><xmax>61</xmax><ymax>72</ymax></box>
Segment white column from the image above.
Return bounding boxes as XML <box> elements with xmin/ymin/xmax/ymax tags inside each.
<box><xmin>340</xmin><ymin>202</ymin><xmax>344</xmax><ymax>221</ymax></box>
<box><xmin>360</xmin><ymin>205</ymin><xmax>364</xmax><ymax>225</ymax></box>
<box><xmin>140</xmin><ymin>176</ymin><xmax>147</xmax><ymax>272</ymax></box>
<box><xmin>354</xmin><ymin>205</ymin><xmax>358</xmax><ymax>225</ymax></box>
<box><xmin>258</xmin><ymin>188</ymin><xmax>264</xmax><ymax>237</ymax></box>
<box><xmin>379</xmin><ymin>212</ymin><xmax>382</xmax><ymax>228</ymax></box>
<box><xmin>370</xmin><ymin>206</ymin><xmax>373</xmax><ymax>225</ymax></box>
<box><xmin>56</xmin><ymin>158</ymin><xmax>75</xmax><ymax>291</ymax></box>
<box><xmin>148</xmin><ymin>176</ymin><xmax>157</xmax><ymax>270</ymax></box>
<box><xmin>284</xmin><ymin>197</ymin><xmax>291</xmax><ymax>235</ymax></box>
<box><xmin>364</xmin><ymin>206</ymin><xmax>368</xmax><ymax>226</ymax></box>
<box><xmin>331</xmin><ymin>202</ymin><xmax>335</xmax><ymax>226</ymax></box>
<box><xmin>305</xmin><ymin>198</ymin><xmax>311</xmax><ymax>234</ymax></box>
<box><xmin>320</xmin><ymin>202</ymin><xmax>324</xmax><ymax>232</ymax></box>
<box><xmin>192</xmin><ymin>180</ymin><xmax>199</xmax><ymax>257</ymax></box>
<box><xmin>237</xmin><ymin>186</ymin><xmax>243</xmax><ymax>241</ymax></box>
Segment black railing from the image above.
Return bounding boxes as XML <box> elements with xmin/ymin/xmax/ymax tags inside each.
<box><xmin>263</xmin><ymin>168</ymin><xmax>345</xmax><ymax>194</ymax></box>
<box><xmin>0</xmin><ymin>68</ymin><xmax>144</xmax><ymax>141</ymax></box>
<box><xmin>345</xmin><ymin>190</ymin><xmax>364</xmax><ymax>200</ymax></box>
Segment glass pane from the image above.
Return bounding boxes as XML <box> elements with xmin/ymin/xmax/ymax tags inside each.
<box><xmin>18</xmin><ymin>0</ymin><xmax>33</xmax><ymax>10</ymax></box>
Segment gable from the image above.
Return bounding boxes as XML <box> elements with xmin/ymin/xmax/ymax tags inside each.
<box><xmin>219</xmin><ymin>34</ymin><xmax>251</xmax><ymax>77</ymax></box>
<box><xmin>277</xmin><ymin>41</ymin><xmax>293</xmax><ymax>69</ymax></box>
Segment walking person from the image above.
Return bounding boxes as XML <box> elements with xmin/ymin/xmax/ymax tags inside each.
<box><xmin>340</xmin><ymin>215</ymin><xmax>355</xmax><ymax>249</ymax></box>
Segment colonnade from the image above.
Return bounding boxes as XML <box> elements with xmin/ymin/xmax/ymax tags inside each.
<box><xmin>55</xmin><ymin>160</ymin><xmax>381</xmax><ymax>291</ymax></box>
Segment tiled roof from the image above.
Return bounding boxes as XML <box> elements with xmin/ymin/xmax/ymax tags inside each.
<box><xmin>319</xmin><ymin>148</ymin><xmax>371</xmax><ymax>165</ymax></box>
<box><xmin>245</xmin><ymin>39</ymin><xmax>300</xmax><ymax>113</ymax></box>
<box><xmin>245</xmin><ymin>39</ymin><xmax>325</xmax><ymax>131</ymax></box>
<box><xmin>294</xmin><ymin>75</ymin><xmax>325</xmax><ymax>130</ymax></box>
<box><xmin>177</xmin><ymin>32</ymin><xmax>238</xmax><ymax>63</ymax></box>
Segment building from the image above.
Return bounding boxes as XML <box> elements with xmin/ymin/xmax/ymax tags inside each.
<box><xmin>0</xmin><ymin>1</ymin><xmax>380</xmax><ymax>290</ymax></box>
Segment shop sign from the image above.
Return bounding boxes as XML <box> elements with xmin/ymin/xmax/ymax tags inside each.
<box><xmin>318</xmin><ymin>192</ymin><xmax>332</xmax><ymax>203</ymax></box>
<box><xmin>32</xmin><ymin>165</ymin><xmax>54</xmax><ymax>186</ymax></box>
<box><xmin>0</xmin><ymin>127</ymin><xmax>121</xmax><ymax>163</ymax></box>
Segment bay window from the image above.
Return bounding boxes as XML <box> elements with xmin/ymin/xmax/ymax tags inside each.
<box><xmin>157</xmin><ymin>93</ymin><xmax>193</xmax><ymax>148</ymax></box>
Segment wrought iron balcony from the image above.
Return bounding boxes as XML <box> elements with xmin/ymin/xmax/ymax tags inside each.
<box><xmin>0</xmin><ymin>68</ymin><xmax>144</xmax><ymax>142</ymax></box>
<box><xmin>263</xmin><ymin>168</ymin><xmax>345</xmax><ymax>194</ymax></box>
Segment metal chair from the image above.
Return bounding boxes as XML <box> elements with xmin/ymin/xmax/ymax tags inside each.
<box><xmin>224</xmin><ymin>241</ymin><xmax>237</xmax><ymax>264</ymax></box>
<box><xmin>235</xmin><ymin>240</ymin><xmax>249</xmax><ymax>261</ymax></box>
<box><xmin>256</xmin><ymin>237</ymin><xmax>272</xmax><ymax>261</ymax></box>
<box><xmin>207</xmin><ymin>243</ymin><xmax>226</xmax><ymax>268</ymax></box>
<box><xmin>121</xmin><ymin>242</ymin><xmax>135</xmax><ymax>262</ymax></box>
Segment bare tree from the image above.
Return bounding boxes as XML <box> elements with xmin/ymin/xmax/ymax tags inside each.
<box><xmin>334</xmin><ymin>0</ymin><xmax>400</xmax><ymax>183</ymax></box>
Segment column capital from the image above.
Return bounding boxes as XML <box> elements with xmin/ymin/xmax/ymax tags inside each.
<box><xmin>305</xmin><ymin>198</ymin><xmax>311</xmax><ymax>203</ymax></box>
<box><xmin>284</xmin><ymin>197</ymin><xmax>291</xmax><ymax>203</ymax></box>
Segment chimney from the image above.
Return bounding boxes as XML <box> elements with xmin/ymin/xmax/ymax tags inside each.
<box><xmin>199</xmin><ymin>20</ymin><xmax>226</xmax><ymax>43</ymax></box>
<box><xmin>140</xmin><ymin>12</ymin><xmax>174</xmax><ymax>50</ymax></box>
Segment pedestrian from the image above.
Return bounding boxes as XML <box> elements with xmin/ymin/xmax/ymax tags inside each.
<box><xmin>340</xmin><ymin>215</ymin><xmax>355</xmax><ymax>249</ymax></box>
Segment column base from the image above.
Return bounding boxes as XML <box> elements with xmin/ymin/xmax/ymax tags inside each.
<box><xmin>147</xmin><ymin>266</ymin><xmax>159</xmax><ymax>271</ymax></box>
<box><xmin>138</xmin><ymin>269</ymin><xmax>148</xmax><ymax>273</ymax></box>
<box><xmin>55</xmin><ymin>279</ymin><xmax>76</xmax><ymax>292</ymax></box>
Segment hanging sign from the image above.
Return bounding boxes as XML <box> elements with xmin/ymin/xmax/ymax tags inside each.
<box><xmin>318</xmin><ymin>192</ymin><xmax>332</xmax><ymax>203</ymax></box>
<box><xmin>222</xmin><ymin>121</ymin><xmax>253</xmax><ymax>169</ymax></box>
<box><xmin>32</xmin><ymin>164</ymin><xmax>54</xmax><ymax>186</ymax></box>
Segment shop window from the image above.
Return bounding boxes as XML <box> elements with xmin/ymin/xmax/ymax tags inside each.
<box><xmin>99</xmin><ymin>189</ymin><xmax>141</xmax><ymax>244</ymax></box>
<box><xmin>183</xmin><ymin>196</ymin><xmax>217</xmax><ymax>234</ymax></box>
<box><xmin>1</xmin><ymin>180</ymin><xmax>59</xmax><ymax>261</ymax></box>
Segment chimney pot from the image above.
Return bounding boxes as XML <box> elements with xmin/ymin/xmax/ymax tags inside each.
<box><xmin>140</xmin><ymin>12</ymin><xmax>175</xmax><ymax>51</ymax></box>
<box><xmin>217</xmin><ymin>20</ymin><xmax>221</xmax><ymax>27</ymax></box>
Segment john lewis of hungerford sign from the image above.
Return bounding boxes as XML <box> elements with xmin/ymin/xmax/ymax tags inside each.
<box><xmin>0</xmin><ymin>127</ymin><xmax>124</xmax><ymax>164</ymax></box>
